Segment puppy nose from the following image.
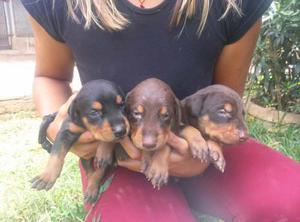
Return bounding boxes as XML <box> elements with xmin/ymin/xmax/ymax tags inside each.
<box><xmin>238</xmin><ymin>130</ymin><xmax>248</xmax><ymax>143</ymax></box>
<box><xmin>142</xmin><ymin>137</ymin><xmax>157</xmax><ymax>149</ymax></box>
<box><xmin>113</xmin><ymin>125</ymin><xmax>126</xmax><ymax>138</ymax></box>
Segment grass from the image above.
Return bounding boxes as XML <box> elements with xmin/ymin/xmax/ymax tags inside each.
<box><xmin>0</xmin><ymin>111</ymin><xmax>299</xmax><ymax>222</ymax></box>
<box><xmin>0</xmin><ymin>111</ymin><xmax>85</xmax><ymax>222</ymax></box>
<box><xmin>247</xmin><ymin>115</ymin><xmax>300</xmax><ymax>162</ymax></box>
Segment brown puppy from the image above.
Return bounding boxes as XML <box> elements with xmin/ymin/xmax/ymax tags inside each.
<box><xmin>125</xmin><ymin>78</ymin><xmax>207</xmax><ymax>188</ymax></box>
<box><xmin>181</xmin><ymin>84</ymin><xmax>248</xmax><ymax>171</ymax></box>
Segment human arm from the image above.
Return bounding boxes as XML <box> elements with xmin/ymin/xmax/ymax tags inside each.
<box><xmin>213</xmin><ymin>19</ymin><xmax>262</xmax><ymax>96</ymax></box>
<box><xmin>30</xmin><ymin>15</ymin><xmax>74</xmax><ymax>115</ymax></box>
<box><xmin>30</xmin><ymin>16</ymin><xmax>98</xmax><ymax>159</ymax></box>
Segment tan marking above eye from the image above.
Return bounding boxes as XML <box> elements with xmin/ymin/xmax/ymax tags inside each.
<box><xmin>92</xmin><ymin>101</ymin><xmax>102</xmax><ymax>110</ymax></box>
<box><xmin>199</xmin><ymin>115</ymin><xmax>240</xmax><ymax>144</ymax></box>
<box><xmin>224</xmin><ymin>103</ymin><xmax>233</xmax><ymax>112</ymax></box>
<box><xmin>160</xmin><ymin>106</ymin><xmax>168</xmax><ymax>115</ymax></box>
<box><xmin>116</xmin><ymin>95</ymin><xmax>123</xmax><ymax>104</ymax></box>
<box><xmin>137</xmin><ymin>105</ymin><xmax>144</xmax><ymax>113</ymax></box>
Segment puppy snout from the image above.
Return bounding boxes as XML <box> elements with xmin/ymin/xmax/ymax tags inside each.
<box><xmin>142</xmin><ymin>136</ymin><xmax>157</xmax><ymax>149</ymax></box>
<box><xmin>113</xmin><ymin>124</ymin><xmax>127</xmax><ymax>138</ymax></box>
<box><xmin>238</xmin><ymin>129</ymin><xmax>248</xmax><ymax>143</ymax></box>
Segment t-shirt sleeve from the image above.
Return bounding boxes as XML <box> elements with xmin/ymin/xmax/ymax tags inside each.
<box><xmin>21</xmin><ymin>0</ymin><xmax>66</xmax><ymax>42</ymax></box>
<box><xmin>223</xmin><ymin>0</ymin><xmax>273</xmax><ymax>44</ymax></box>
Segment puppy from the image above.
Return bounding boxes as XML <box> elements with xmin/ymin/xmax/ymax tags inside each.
<box><xmin>125</xmin><ymin>78</ymin><xmax>207</xmax><ymax>188</ymax></box>
<box><xmin>31</xmin><ymin>79</ymin><xmax>129</xmax><ymax>203</ymax></box>
<box><xmin>181</xmin><ymin>84</ymin><xmax>248</xmax><ymax>171</ymax></box>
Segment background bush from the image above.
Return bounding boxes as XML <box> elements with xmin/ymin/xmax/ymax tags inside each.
<box><xmin>248</xmin><ymin>0</ymin><xmax>300</xmax><ymax>113</ymax></box>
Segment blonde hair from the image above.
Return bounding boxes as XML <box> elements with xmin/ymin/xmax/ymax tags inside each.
<box><xmin>66</xmin><ymin>0</ymin><xmax>242</xmax><ymax>34</ymax></box>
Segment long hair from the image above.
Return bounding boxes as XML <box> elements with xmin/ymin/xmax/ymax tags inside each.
<box><xmin>66</xmin><ymin>0</ymin><xmax>242</xmax><ymax>35</ymax></box>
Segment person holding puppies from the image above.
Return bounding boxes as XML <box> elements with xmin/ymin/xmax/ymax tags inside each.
<box><xmin>23</xmin><ymin>0</ymin><xmax>300</xmax><ymax>221</ymax></box>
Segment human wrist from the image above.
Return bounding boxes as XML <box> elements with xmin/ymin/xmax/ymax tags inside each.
<box><xmin>46</xmin><ymin>119</ymin><xmax>60</xmax><ymax>142</ymax></box>
<box><xmin>38</xmin><ymin>112</ymin><xmax>57</xmax><ymax>153</ymax></box>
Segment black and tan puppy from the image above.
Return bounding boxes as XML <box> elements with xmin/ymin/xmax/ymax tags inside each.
<box><xmin>125</xmin><ymin>78</ymin><xmax>207</xmax><ymax>188</ymax></box>
<box><xmin>31</xmin><ymin>79</ymin><xmax>129</xmax><ymax>203</ymax></box>
<box><xmin>181</xmin><ymin>84</ymin><xmax>248</xmax><ymax>171</ymax></box>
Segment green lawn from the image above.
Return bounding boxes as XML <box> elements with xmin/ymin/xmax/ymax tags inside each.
<box><xmin>0</xmin><ymin>111</ymin><xmax>299</xmax><ymax>221</ymax></box>
<box><xmin>247</xmin><ymin>116</ymin><xmax>300</xmax><ymax>162</ymax></box>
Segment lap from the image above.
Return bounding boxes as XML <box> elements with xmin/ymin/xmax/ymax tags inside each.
<box><xmin>180</xmin><ymin>138</ymin><xmax>300</xmax><ymax>221</ymax></box>
<box><xmin>79</xmin><ymin>165</ymin><xmax>197</xmax><ymax>222</ymax></box>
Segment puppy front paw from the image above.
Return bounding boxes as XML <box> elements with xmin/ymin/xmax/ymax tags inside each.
<box><xmin>189</xmin><ymin>135</ymin><xmax>209</xmax><ymax>161</ymax></box>
<box><xmin>207</xmin><ymin>140</ymin><xmax>226</xmax><ymax>172</ymax></box>
<box><xmin>145</xmin><ymin>163</ymin><xmax>168</xmax><ymax>190</ymax></box>
<box><xmin>94</xmin><ymin>154</ymin><xmax>113</xmax><ymax>169</ymax></box>
<box><xmin>94</xmin><ymin>146</ymin><xmax>114</xmax><ymax>169</ymax></box>
<box><xmin>181</xmin><ymin>126</ymin><xmax>210</xmax><ymax>162</ymax></box>
<box><xmin>84</xmin><ymin>185</ymin><xmax>99</xmax><ymax>204</ymax></box>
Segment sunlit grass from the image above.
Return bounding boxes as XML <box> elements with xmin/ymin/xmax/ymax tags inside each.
<box><xmin>247</xmin><ymin>115</ymin><xmax>300</xmax><ymax>162</ymax></box>
<box><xmin>0</xmin><ymin>112</ymin><xmax>85</xmax><ymax>222</ymax></box>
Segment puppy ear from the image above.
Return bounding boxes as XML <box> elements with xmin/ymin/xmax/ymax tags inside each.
<box><xmin>174</xmin><ymin>98</ymin><xmax>183</xmax><ymax>127</ymax></box>
<box><xmin>117</xmin><ymin>85</ymin><xmax>126</xmax><ymax>98</ymax></box>
<box><xmin>124</xmin><ymin>90</ymin><xmax>133</xmax><ymax>115</ymax></box>
<box><xmin>184</xmin><ymin>93</ymin><xmax>207</xmax><ymax>118</ymax></box>
<box><xmin>68</xmin><ymin>98</ymin><xmax>84</xmax><ymax>127</ymax></box>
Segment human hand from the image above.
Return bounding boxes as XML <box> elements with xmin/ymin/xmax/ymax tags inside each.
<box><xmin>118</xmin><ymin>132</ymin><xmax>210</xmax><ymax>177</ymax></box>
<box><xmin>47</xmin><ymin>94</ymin><xmax>99</xmax><ymax>159</ymax></box>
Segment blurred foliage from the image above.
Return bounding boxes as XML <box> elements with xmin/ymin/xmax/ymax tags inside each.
<box><xmin>248</xmin><ymin>0</ymin><xmax>300</xmax><ymax>113</ymax></box>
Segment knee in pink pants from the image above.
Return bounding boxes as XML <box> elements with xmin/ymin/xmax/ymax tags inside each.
<box><xmin>80</xmin><ymin>139</ymin><xmax>300</xmax><ymax>222</ymax></box>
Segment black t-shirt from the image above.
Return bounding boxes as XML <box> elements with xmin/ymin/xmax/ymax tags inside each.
<box><xmin>22</xmin><ymin>0</ymin><xmax>272</xmax><ymax>99</ymax></box>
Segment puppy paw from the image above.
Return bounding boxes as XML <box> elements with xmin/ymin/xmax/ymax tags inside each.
<box><xmin>145</xmin><ymin>164</ymin><xmax>168</xmax><ymax>190</ymax></box>
<box><xmin>181</xmin><ymin>126</ymin><xmax>210</xmax><ymax>162</ymax></box>
<box><xmin>189</xmin><ymin>137</ymin><xmax>209</xmax><ymax>162</ymax></box>
<box><xmin>213</xmin><ymin>155</ymin><xmax>226</xmax><ymax>173</ymax></box>
<box><xmin>94</xmin><ymin>153</ymin><xmax>113</xmax><ymax>168</ymax></box>
<box><xmin>207</xmin><ymin>140</ymin><xmax>226</xmax><ymax>173</ymax></box>
<box><xmin>30</xmin><ymin>171</ymin><xmax>58</xmax><ymax>191</ymax></box>
<box><xmin>84</xmin><ymin>186</ymin><xmax>99</xmax><ymax>204</ymax></box>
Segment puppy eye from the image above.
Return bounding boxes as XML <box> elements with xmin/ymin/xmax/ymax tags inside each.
<box><xmin>217</xmin><ymin>109</ymin><xmax>231</xmax><ymax>118</ymax></box>
<box><xmin>132</xmin><ymin>111</ymin><xmax>142</xmax><ymax>120</ymax></box>
<box><xmin>217</xmin><ymin>109</ymin><xmax>226</xmax><ymax>114</ymax></box>
<box><xmin>90</xmin><ymin>109</ymin><xmax>102</xmax><ymax>118</ymax></box>
<box><xmin>160</xmin><ymin>113</ymin><xmax>170</xmax><ymax>121</ymax></box>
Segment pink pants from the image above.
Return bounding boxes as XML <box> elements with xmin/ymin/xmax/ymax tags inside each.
<box><xmin>80</xmin><ymin>139</ymin><xmax>300</xmax><ymax>222</ymax></box>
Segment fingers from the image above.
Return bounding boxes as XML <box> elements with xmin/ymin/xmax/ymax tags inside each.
<box><xmin>77</xmin><ymin>131</ymin><xmax>95</xmax><ymax>143</ymax></box>
<box><xmin>119</xmin><ymin>136</ymin><xmax>141</xmax><ymax>160</ymax></box>
<box><xmin>47</xmin><ymin>93</ymin><xmax>81</xmax><ymax>142</ymax></box>
<box><xmin>70</xmin><ymin>141</ymin><xmax>98</xmax><ymax>159</ymax></box>
<box><xmin>167</xmin><ymin>132</ymin><xmax>189</xmax><ymax>155</ymax></box>
<box><xmin>169</xmin><ymin>148</ymin><xmax>194</xmax><ymax>163</ymax></box>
